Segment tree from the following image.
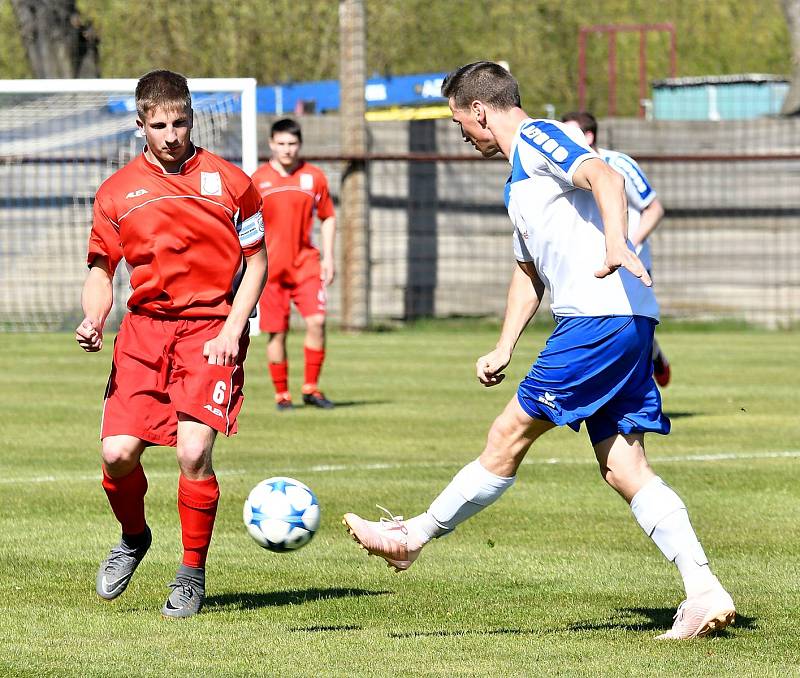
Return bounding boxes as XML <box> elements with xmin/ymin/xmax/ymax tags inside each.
<box><xmin>10</xmin><ymin>0</ymin><xmax>99</xmax><ymax>78</ymax></box>
<box><xmin>781</xmin><ymin>0</ymin><xmax>800</xmax><ymax>114</ymax></box>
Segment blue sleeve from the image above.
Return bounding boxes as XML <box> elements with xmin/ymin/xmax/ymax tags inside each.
<box><xmin>518</xmin><ymin>120</ymin><xmax>596</xmax><ymax>184</ymax></box>
<box><xmin>607</xmin><ymin>153</ymin><xmax>655</xmax><ymax>210</ymax></box>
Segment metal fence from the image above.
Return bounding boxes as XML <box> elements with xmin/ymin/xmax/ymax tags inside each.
<box><xmin>1</xmin><ymin>110</ymin><xmax>799</xmax><ymax>330</ymax></box>
<box><xmin>290</xmin><ymin>115</ymin><xmax>800</xmax><ymax>328</ymax></box>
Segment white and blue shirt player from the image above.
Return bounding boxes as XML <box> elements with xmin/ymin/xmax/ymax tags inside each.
<box><xmin>600</xmin><ymin>148</ymin><xmax>657</xmax><ymax>273</ymax></box>
<box><xmin>507</xmin><ymin>118</ymin><xmax>659</xmax><ymax>320</ymax></box>
<box><xmin>507</xmin><ymin>119</ymin><xmax>669</xmax><ymax>444</ymax></box>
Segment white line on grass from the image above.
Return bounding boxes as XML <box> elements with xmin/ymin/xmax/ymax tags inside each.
<box><xmin>2</xmin><ymin>451</ymin><xmax>799</xmax><ymax>486</ymax></box>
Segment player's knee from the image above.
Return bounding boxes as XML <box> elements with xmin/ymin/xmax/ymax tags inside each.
<box><xmin>268</xmin><ymin>332</ymin><xmax>286</xmax><ymax>348</ymax></box>
<box><xmin>176</xmin><ymin>438</ymin><xmax>212</xmax><ymax>475</ymax></box>
<box><xmin>597</xmin><ymin>461</ymin><xmax>615</xmax><ymax>487</ymax></box>
<box><xmin>599</xmin><ymin>458</ymin><xmax>652</xmax><ymax>497</ymax></box>
<box><xmin>101</xmin><ymin>438</ymin><xmax>141</xmax><ymax>473</ymax></box>
<box><xmin>305</xmin><ymin>316</ymin><xmax>325</xmax><ymax>337</ymax></box>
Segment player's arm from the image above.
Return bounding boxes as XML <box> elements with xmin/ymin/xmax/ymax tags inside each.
<box><xmin>573</xmin><ymin>158</ymin><xmax>651</xmax><ymax>286</ymax></box>
<box><xmin>320</xmin><ymin>215</ymin><xmax>336</xmax><ymax>286</ymax></box>
<box><xmin>476</xmin><ymin>261</ymin><xmax>544</xmax><ymax>387</ymax></box>
<box><xmin>76</xmin><ymin>257</ymin><xmax>113</xmax><ymax>352</ymax></box>
<box><xmin>204</xmin><ymin>243</ymin><xmax>268</xmax><ymax>366</ymax></box>
<box><xmin>630</xmin><ymin>197</ymin><xmax>665</xmax><ymax>248</ymax></box>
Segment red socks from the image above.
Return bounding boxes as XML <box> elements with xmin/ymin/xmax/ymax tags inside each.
<box><xmin>103</xmin><ymin>465</ymin><xmax>219</xmax><ymax>568</ymax></box>
<box><xmin>269</xmin><ymin>360</ymin><xmax>289</xmax><ymax>394</ymax></box>
<box><xmin>271</xmin><ymin>348</ymin><xmax>326</xmax><ymax>394</ymax></box>
<box><xmin>102</xmin><ymin>463</ymin><xmax>148</xmax><ymax>536</ymax></box>
<box><xmin>303</xmin><ymin>346</ymin><xmax>325</xmax><ymax>391</ymax></box>
<box><xmin>178</xmin><ymin>475</ymin><xmax>220</xmax><ymax>569</ymax></box>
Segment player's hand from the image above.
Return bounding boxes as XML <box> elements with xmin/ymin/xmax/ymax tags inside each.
<box><xmin>75</xmin><ymin>318</ymin><xmax>103</xmax><ymax>352</ymax></box>
<box><xmin>595</xmin><ymin>242</ymin><xmax>652</xmax><ymax>287</ymax></box>
<box><xmin>204</xmin><ymin>329</ymin><xmax>240</xmax><ymax>366</ymax></box>
<box><xmin>476</xmin><ymin>347</ymin><xmax>511</xmax><ymax>387</ymax></box>
<box><xmin>321</xmin><ymin>257</ymin><xmax>335</xmax><ymax>286</ymax></box>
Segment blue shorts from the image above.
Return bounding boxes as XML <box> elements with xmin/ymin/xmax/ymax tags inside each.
<box><xmin>517</xmin><ymin>316</ymin><xmax>670</xmax><ymax>445</ymax></box>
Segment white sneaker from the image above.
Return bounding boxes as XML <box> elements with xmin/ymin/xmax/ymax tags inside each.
<box><xmin>656</xmin><ymin>583</ymin><xmax>736</xmax><ymax>640</ymax></box>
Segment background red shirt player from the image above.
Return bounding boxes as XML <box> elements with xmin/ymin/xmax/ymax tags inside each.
<box><xmin>75</xmin><ymin>70</ymin><xmax>267</xmax><ymax>618</ymax></box>
<box><xmin>252</xmin><ymin>118</ymin><xmax>336</xmax><ymax>411</ymax></box>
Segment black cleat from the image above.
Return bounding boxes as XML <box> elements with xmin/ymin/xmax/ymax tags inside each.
<box><xmin>302</xmin><ymin>390</ymin><xmax>334</xmax><ymax>409</ymax></box>
<box><xmin>275</xmin><ymin>393</ymin><xmax>294</xmax><ymax>411</ymax></box>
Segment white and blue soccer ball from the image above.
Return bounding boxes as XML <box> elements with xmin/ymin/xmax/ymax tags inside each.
<box><xmin>243</xmin><ymin>477</ymin><xmax>320</xmax><ymax>552</ymax></box>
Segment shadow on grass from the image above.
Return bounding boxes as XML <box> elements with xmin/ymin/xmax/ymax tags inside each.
<box><xmin>389</xmin><ymin>628</ymin><xmax>538</xmax><ymax>639</ymax></box>
<box><xmin>290</xmin><ymin>611</ymin><xmax>757</xmax><ymax>639</ymax></box>
<box><xmin>276</xmin><ymin>399</ymin><xmax>390</xmax><ymax>410</ymax></box>
<box><xmin>663</xmin><ymin>411</ymin><xmax>697</xmax><ymax>419</ymax></box>
<box><xmin>567</xmin><ymin>607</ymin><xmax>756</xmax><ymax>636</ymax></box>
<box><xmin>206</xmin><ymin>587</ymin><xmax>391</xmax><ymax>611</ymax></box>
<box><xmin>288</xmin><ymin>624</ymin><xmax>363</xmax><ymax>632</ymax></box>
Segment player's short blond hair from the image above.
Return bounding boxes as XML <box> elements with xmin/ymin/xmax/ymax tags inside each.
<box><xmin>135</xmin><ymin>70</ymin><xmax>192</xmax><ymax>120</ymax></box>
<box><xmin>441</xmin><ymin>61</ymin><xmax>521</xmax><ymax>111</ymax></box>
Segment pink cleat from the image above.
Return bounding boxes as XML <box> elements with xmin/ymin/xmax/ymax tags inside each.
<box><xmin>342</xmin><ymin>505</ymin><xmax>423</xmax><ymax>572</ymax></box>
<box><xmin>655</xmin><ymin>583</ymin><xmax>736</xmax><ymax>640</ymax></box>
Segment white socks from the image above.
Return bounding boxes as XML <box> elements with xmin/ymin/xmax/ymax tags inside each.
<box><xmin>630</xmin><ymin>476</ymin><xmax>718</xmax><ymax>597</ymax></box>
<box><xmin>406</xmin><ymin>459</ymin><xmax>515</xmax><ymax>544</ymax></box>
<box><xmin>405</xmin><ymin>467</ymin><xmax>718</xmax><ymax>598</ymax></box>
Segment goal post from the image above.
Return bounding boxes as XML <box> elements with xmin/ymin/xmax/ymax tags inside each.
<box><xmin>0</xmin><ymin>77</ymin><xmax>258</xmax><ymax>332</ymax></box>
<box><xmin>0</xmin><ymin>77</ymin><xmax>258</xmax><ymax>172</ymax></box>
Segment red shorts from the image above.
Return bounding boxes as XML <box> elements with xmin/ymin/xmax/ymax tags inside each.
<box><xmin>258</xmin><ymin>275</ymin><xmax>326</xmax><ymax>333</ymax></box>
<box><xmin>101</xmin><ymin>314</ymin><xmax>249</xmax><ymax>447</ymax></box>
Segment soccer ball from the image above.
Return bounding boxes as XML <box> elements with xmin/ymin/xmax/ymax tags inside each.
<box><xmin>243</xmin><ymin>476</ymin><xmax>320</xmax><ymax>552</ymax></box>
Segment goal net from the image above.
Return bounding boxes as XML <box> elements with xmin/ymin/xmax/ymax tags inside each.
<box><xmin>0</xmin><ymin>78</ymin><xmax>257</xmax><ymax>332</ymax></box>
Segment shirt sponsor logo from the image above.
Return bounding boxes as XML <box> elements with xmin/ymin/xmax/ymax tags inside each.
<box><xmin>610</xmin><ymin>155</ymin><xmax>650</xmax><ymax>197</ymax></box>
<box><xmin>522</xmin><ymin>125</ymin><xmax>570</xmax><ymax>163</ymax></box>
<box><xmin>125</xmin><ymin>188</ymin><xmax>148</xmax><ymax>199</ymax></box>
<box><xmin>299</xmin><ymin>173</ymin><xmax>314</xmax><ymax>191</ymax></box>
<box><xmin>201</xmin><ymin>171</ymin><xmax>223</xmax><ymax>196</ymax></box>
<box><xmin>259</xmin><ymin>181</ymin><xmax>272</xmax><ymax>190</ymax></box>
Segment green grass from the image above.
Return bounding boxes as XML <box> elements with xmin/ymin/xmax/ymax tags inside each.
<box><xmin>1</xmin><ymin>324</ymin><xmax>798</xmax><ymax>677</ymax></box>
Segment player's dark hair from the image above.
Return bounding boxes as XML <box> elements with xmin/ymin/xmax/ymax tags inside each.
<box><xmin>271</xmin><ymin>118</ymin><xmax>303</xmax><ymax>143</ymax></box>
<box><xmin>441</xmin><ymin>61</ymin><xmax>521</xmax><ymax>111</ymax></box>
<box><xmin>135</xmin><ymin>70</ymin><xmax>192</xmax><ymax>120</ymax></box>
<box><xmin>561</xmin><ymin>111</ymin><xmax>598</xmax><ymax>137</ymax></box>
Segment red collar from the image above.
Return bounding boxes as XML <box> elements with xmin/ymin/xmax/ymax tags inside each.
<box><xmin>141</xmin><ymin>144</ymin><xmax>200</xmax><ymax>175</ymax></box>
<box><xmin>268</xmin><ymin>159</ymin><xmax>306</xmax><ymax>178</ymax></box>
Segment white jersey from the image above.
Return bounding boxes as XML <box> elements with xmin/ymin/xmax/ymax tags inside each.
<box><xmin>599</xmin><ymin>148</ymin><xmax>657</xmax><ymax>272</ymax></box>
<box><xmin>507</xmin><ymin>118</ymin><xmax>659</xmax><ymax>320</ymax></box>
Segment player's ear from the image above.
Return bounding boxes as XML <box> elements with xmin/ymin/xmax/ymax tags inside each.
<box><xmin>187</xmin><ymin>107</ymin><xmax>194</xmax><ymax>131</ymax></box>
<box><xmin>471</xmin><ymin>101</ymin><xmax>486</xmax><ymax>127</ymax></box>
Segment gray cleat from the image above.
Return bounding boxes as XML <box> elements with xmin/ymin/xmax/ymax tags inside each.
<box><xmin>161</xmin><ymin>565</ymin><xmax>206</xmax><ymax>618</ymax></box>
<box><xmin>96</xmin><ymin>525</ymin><xmax>152</xmax><ymax>600</ymax></box>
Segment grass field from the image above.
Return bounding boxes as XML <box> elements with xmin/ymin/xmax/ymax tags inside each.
<box><xmin>1</xmin><ymin>322</ymin><xmax>799</xmax><ymax>677</ymax></box>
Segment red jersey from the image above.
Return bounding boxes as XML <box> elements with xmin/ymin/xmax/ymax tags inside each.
<box><xmin>88</xmin><ymin>147</ymin><xmax>264</xmax><ymax>318</ymax></box>
<box><xmin>251</xmin><ymin>160</ymin><xmax>334</xmax><ymax>284</ymax></box>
